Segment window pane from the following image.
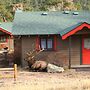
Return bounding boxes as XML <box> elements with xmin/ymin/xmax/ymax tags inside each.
<box><xmin>47</xmin><ymin>39</ymin><xmax>53</xmax><ymax>49</ymax></box>
<box><xmin>84</xmin><ymin>38</ymin><xmax>90</xmax><ymax>49</ymax></box>
<box><xmin>41</xmin><ymin>39</ymin><xmax>46</xmax><ymax>49</ymax></box>
<box><xmin>0</xmin><ymin>36</ymin><xmax>6</xmax><ymax>42</ymax></box>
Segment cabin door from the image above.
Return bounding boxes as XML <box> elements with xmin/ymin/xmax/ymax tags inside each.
<box><xmin>82</xmin><ymin>37</ymin><xmax>90</xmax><ymax>64</ymax></box>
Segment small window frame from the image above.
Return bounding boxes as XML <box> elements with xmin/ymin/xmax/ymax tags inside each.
<box><xmin>0</xmin><ymin>36</ymin><xmax>7</xmax><ymax>43</ymax></box>
<box><xmin>40</xmin><ymin>36</ymin><xmax>54</xmax><ymax>51</ymax></box>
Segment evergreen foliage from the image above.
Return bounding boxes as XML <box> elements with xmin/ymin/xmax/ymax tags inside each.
<box><xmin>0</xmin><ymin>0</ymin><xmax>90</xmax><ymax>21</ymax></box>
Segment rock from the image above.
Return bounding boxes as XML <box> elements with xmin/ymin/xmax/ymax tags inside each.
<box><xmin>47</xmin><ymin>64</ymin><xmax>64</xmax><ymax>73</ymax></box>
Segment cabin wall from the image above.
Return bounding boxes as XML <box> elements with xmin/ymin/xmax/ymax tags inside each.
<box><xmin>14</xmin><ymin>37</ymin><xmax>22</xmax><ymax>65</ymax></box>
<box><xmin>7</xmin><ymin>37</ymin><xmax>14</xmax><ymax>52</ymax></box>
<box><xmin>0</xmin><ymin>36</ymin><xmax>14</xmax><ymax>67</ymax></box>
<box><xmin>14</xmin><ymin>35</ymin><xmax>83</xmax><ymax>67</ymax></box>
<box><xmin>70</xmin><ymin>35</ymin><xmax>81</xmax><ymax>65</ymax></box>
<box><xmin>20</xmin><ymin>35</ymin><xmax>69</xmax><ymax>67</ymax></box>
<box><xmin>14</xmin><ymin>28</ymin><xmax>90</xmax><ymax>67</ymax></box>
<box><xmin>21</xmin><ymin>36</ymin><xmax>36</xmax><ymax>66</ymax></box>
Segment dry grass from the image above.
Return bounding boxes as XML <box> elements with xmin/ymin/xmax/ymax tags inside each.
<box><xmin>0</xmin><ymin>70</ymin><xmax>90</xmax><ymax>90</ymax></box>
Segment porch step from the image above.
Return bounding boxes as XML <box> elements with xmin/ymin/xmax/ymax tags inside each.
<box><xmin>71</xmin><ymin>65</ymin><xmax>90</xmax><ymax>71</ymax></box>
<box><xmin>71</xmin><ymin>65</ymin><xmax>90</xmax><ymax>68</ymax></box>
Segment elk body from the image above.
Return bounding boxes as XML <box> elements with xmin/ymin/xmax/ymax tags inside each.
<box><xmin>31</xmin><ymin>61</ymin><xmax>48</xmax><ymax>71</ymax></box>
<box><xmin>25</xmin><ymin>50</ymin><xmax>48</xmax><ymax>72</ymax></box>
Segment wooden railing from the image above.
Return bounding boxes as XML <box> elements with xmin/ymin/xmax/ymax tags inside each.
<box><xmin>0</xmin><ymin>64</ymin><xmax>17</xmax><ymax>80</ymax></box>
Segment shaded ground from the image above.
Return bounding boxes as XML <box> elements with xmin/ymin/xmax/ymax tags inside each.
<box><xmin>0</xmin><ymin>70</ymin><xmax>90</xmax><ymax>90</ymax></box>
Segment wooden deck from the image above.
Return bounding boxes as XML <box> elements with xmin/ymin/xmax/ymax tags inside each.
<box><xmin>71</xmin><ymin>65</ymin><xmax>90</xmax><ymax>71</ymax></box>
<box><xmin>71</xmin><ymin>65</ymin><xmax>90</xmax><ymax>68</ymax></box>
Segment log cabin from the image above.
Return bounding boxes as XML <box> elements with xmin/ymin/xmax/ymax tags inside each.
<box><xmin>0</xmin><ymin>22</ymin><xmax>14</xmax><ymax>67</ymax></box>
<box><xmin>0</xmin><ymin>22</ymin><xmax>13</xmax><ymax>52</ymax></box>
<box><xmin>12</xmin><ymin>11</ymin><xmax>90</xmax><ymax>68</ymax></box>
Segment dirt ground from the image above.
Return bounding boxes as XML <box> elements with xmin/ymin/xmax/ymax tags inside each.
<box><xmin>0</xmin><ymin>69</ymin><xmax>90</xmax><ymax>90</ymax></box>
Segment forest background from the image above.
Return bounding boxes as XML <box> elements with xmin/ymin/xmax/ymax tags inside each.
<box><xmin>0</xmin><ymin>0</ymin><xmax>90</xmax><ymax>21</ymax></box>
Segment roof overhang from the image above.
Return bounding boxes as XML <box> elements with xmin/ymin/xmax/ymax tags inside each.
<box><xmin>62</xmin><ymin>22</ymin><xmax>90</xmax><ymax>40</ymax></box>
<box><xmin>0</xmin><ymin>28</ymin><xmax>12</xmax><ymax>36</ymax></box>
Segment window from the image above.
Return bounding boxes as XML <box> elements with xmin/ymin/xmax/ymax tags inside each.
<box><xmin>47</xmin><ymin>39</ymin><xmax>53</xmax><ymax>49</ymax></box>
<box><xmin>41</xmin><ymin>39</ymin><xmax>46</xmax><ymax>49</ymax></box>
<box><xmin>40</xmin><ymin>37</ymin><xmax>54</xmax><ymax>50</ymax></box>
<box><xmin>0</xmin><ymin>36</ymin><xmax>6</xmax><ymax>42</ymax></box>
<box><xmin>84</xmin><ymin>38</ymin><xmax>90</xmax><ymax>49</ymax></box>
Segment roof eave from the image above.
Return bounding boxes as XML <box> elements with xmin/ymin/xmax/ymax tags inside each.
<box><xmin>0</xmin><ymin>28</ymin><xmax>13</xmax><ymax>36</ymax></box>
<box><xmin>61</xmin><ymin>22</ymin><xmax>90</xmax><ymax>40</ymax></box>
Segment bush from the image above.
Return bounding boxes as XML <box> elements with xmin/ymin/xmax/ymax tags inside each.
<box><xmin>46</xmin><ymin>0</ymin><xmax>62</xmax><ymax>5</ymax></box>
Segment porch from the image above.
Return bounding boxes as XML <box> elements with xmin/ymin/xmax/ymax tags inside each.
<box><xmin>71</xmin><ymin>65</ymin><xmax>90</xmax><ymax>68</ymax></box>
<box><xmin>68</xmin><ymin>26</ymin><xmax>90</xmax><ymax>68</ymax></box>
<box><xmin>71</xmin><ymin>65</ymin><xmax>90</xmax><ymax>71</ymax></box>
<box><xmin>0</xmin><ymin>24</ymin><xmax>14</xmax><ymax>67</ymax></box>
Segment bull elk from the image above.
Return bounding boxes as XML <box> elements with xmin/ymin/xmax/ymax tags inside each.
<box><xmin>25</xmin><ymin>49</ymin><xmax>48</xmax><ymax>72</ymax></box>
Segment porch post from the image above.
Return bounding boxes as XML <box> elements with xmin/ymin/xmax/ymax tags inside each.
<box><xmin>69</xmin><ymin>36</ymin><xmax>71</xmax><ymax>69</ymax></box>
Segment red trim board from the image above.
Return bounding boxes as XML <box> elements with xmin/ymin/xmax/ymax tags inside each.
<box><xmin>36</xmin><ymin>35</ymin><xmax>40</xmax><ymax>51</ymax></box>
<box><xmin>54</xmin><ymin>35</ymin><xmax>57</xmax><ymax>51</ymax></box>
<box><xmin>0</xmin><ymin>28</ymin><xmax>12</xmax><ymax>36</ymax></box>
<box><xmin>62</xmin><ymin>22</ymin><xmax>90</xmax><ymax>40</ymax></box>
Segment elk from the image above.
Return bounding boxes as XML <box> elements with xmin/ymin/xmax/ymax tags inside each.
<box><xmin>25</xmin><ymin>49</ymin><xmax>48</xmax><ymax>72</ymax></box>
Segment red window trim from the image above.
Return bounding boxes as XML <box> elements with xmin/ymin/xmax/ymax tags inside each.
<box><xmin>36</xmin><ymin>35</ymin><xmax>40</xmax><ymax>51</ymax></box>
<box><xmin>6</xmin><ymin>36</ymin><xmax>8</xmax><ymax>43</ymax></box>
<box><xmin>36</xmin><ymin>35</ymin><xmax>57</xmax><ymax>51</ymax></box>
<box><xmin>0</xmin><ymin>28</ymin><xmax>12</xmax><ymax>36</ymax></box>
<box><xmin>40</xmin><ymin>37</ymin><xmax>54</xmax><ymax>50</ymax></box>
<box><xmin>54</xmin><ymin>35</ymin><xmax>57</xmax><ymax>51</ymax></box>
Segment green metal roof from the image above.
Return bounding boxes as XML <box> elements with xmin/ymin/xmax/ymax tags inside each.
<box><xmin>13</xmin><ymin>11</ymin><xmax>90</xmax><ymax>36</ymax></box>
<box><xmin>0</xmin><ymin>22</ymin><xmax>12</xmax><ymax>33</ymax></box>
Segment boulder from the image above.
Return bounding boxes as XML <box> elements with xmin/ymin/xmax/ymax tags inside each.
<box><xmin>47</xmin><ymin>63</ymin><xmax>64</xmax><ymax>73</ymax></box>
